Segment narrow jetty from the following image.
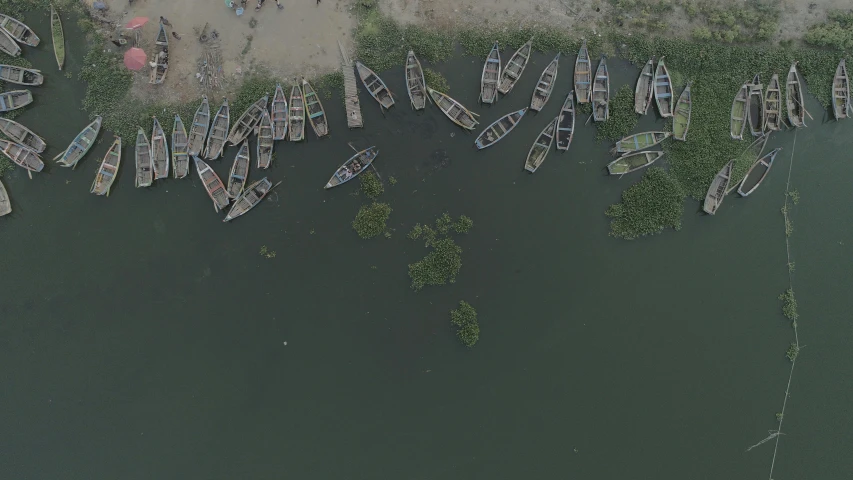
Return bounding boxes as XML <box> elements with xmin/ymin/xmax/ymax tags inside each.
<box><xmin>339</xmin><ymin>41</ymin><xmax>363</xmax><ymax>129</ymax></box>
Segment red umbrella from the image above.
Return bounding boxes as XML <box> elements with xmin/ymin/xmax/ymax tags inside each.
<box><xmin>124</xmin><ymin>47</ymin><xmax>147</xmax><ymax>71</ymax></box>
<box><xmin>124</xmin><ymin>17</ymin><xmax>149</xmax><ymax>30</ymax></box>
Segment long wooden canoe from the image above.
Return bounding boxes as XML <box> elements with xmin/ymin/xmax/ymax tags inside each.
<box><xmin>738</xmin><ymin>148</ymin><xmax>780</xmax><ymax>197</ymax></box>
<box><xmin>56</xmin><ymin>116</ymin><xmax>101</xmax><ymax>168</ymax></box>
<box><xmin>0</xmin><ymin>28</ymin><xmax>19</xmax><ymax>57</ymax></box>
<box><xmin>635</xmin><ymin>59</ymin><xmax>654</xmax><ymax>114</ymax></box>
<box><xmin>0</xmin><ymin>90</ymin><xmax>32</xmax><ymax>112</ymax></box>
<box><xmin>356</xmin><ymin>61</ymin><xmax>395</xmax><ymax>109</ymax></box>
<box><xmin>302</xmin><ymin>79</ymin><xmax>328</xmax><ymax>138</ymax></box>
<box><xmin>405</xmin><ymin>51</ymin><xmax>426</xmax><ymax>110</ymax></box>
<box><xmin>474</xmin><ymin>108</ymin><xmax>526</xmax><ymax>149</ymax></box>
<box><xmin>0</xmin><ymin>117</ymin><xmax>45</xmax><ymax>153</ymax></box>
<box><xmin>832</xmin><ymin>59</ymin><xmax>849</xmax><ymax>120</ymax></box>
<box><xmin>187</xmin><ymin>95</ymin><xmax>210</xmax><ymax>157</ymax></box>
<box><xmin>0</xmin><ymin>178</ymin><xmax>10</xmax><ymax>216</ymax></box>
<box><xmin>764</xmin><ymin>74</ymin><xmax>782</xmax><ymax>131</ymax></box>
<box><xmin>607</xmin><ymin>151</ymin><xmax>664</xmax><ymax>175</ymax></box>
<box><xmin>151</xmin><ymin>117</ymin><xmax>169</xmax><ymax>179</ymax></box>
<box><xmin>498</xmin><ymin>38</ymin><xmax>533</xmax><ymax>95</ymax></box>
<box><xmin>672</xmin><ymin>84</ymin><xmax>692</xmax><ymax>141</ymax></box>
<box><xmin>227</xmin><ymin>140</ymin><xmax>250</xmax><ymax>198</ymax></box>
<box><xmin>0</xmin><ymin>139</ymin><xmax>43</xmax><ymax>173</ymax></box>
<box><xmin>786</xmin><ymin>62</ymin><xmax>806</xmax><ymax>128</ymax></box>
<box><xmin>172</xmin><ymin>115</ymin><xmax>190</xmax><ymax>179</ymax></box>
<box><xmin>135</xmin><ymin>128</ymin><xmax>153</xmax><ymax>188</ymax></box>
<box><xmin>575</xmin><ymin>40</ymin><xmax>591</xmax><ymax>104</ymax></box>
<box><xmin>224</xmin><ymin>177</ymin><xmax>275</xmax><ymax>222</ymax></box>
<box><xmin>228</xmin><ymin>95</ymin><xmax>267</xmax><ymax>145</ymax></box>
<box><xmin>149</xmin><ymin>22</ymin><xmax>168</xmax><ymax>84</ymax></box>
<box><xmin>325</xmin><ymin>146</ymin><xmax>378</xmax><ymax>189</ymax></box>
<box><xmin>204</xmin><ymin>98</ymin><xmax>229</xmax><ymax>160</ymax></box>
<box><xmin>703</xmin><ymin>159</ymin><xmax>734</xmax><ymax>215</ymax></box>
<box><xmin>654</xmin><ymin>56</ymin><xmax>673</xmax><ymax>117</ymax></box>
<box><xmin>51</xmin><ymin>6</ymin><xmax>64</xmax><ymax>70</ymax></box>
<box><xmin>730</xmin><ymin>83</ymin><xmax>748</xmax><ymax>140</ymax></box>
<box><xmin>524</xmin><ymin>117</ymin><xmax>557</xmax><ymax>173</ymax></box>
<box><xmin>531</xmin><ymin>53</ymin><xmax>559</xmax><ymax>112</ymax></box>
<box><xmin>0</xmin><ymin>14</ymin><xmax>39</xmax><ymax>47</ymax></box>
<box><xmin>748</xmin><ymin>74</ymin><xmax>765</xmax><ymax>136</ymax></box>
<box><xmin>480</xmin><ymin>42</ymin><xmax>501</xmax><ymax>104</ymax></box>
<box><xmin>288</xmin><ymin>86</ymin><xmax>305</xmax><ymax>142</ymax></box>
<box><xmin>257</xmin><ymin>109</ymin><xmax>274</xmax><ymax>169</ymax></box>
<box><xmin>0</xmin><ymin>65</ymin><xmax>42</xmax><ymax>86</ymax></box>
<box><xmin>556</xmin><ymin>93</ymin><xmax>575</xmax><ymax>151</ymax></box>
<box><xmin>194</xmin><ymin>156</ymin><xmax>229</xmax><ymax>211</ymax></box>
<box><xmin>271</xmin><ymin>84</ymin><xmax>288</xmax><ymax>140</ymax></box>
<box><xmin>91</xmin><ymin>137</ymin><xmax>121</xmax><ymax>196</ymax></box>
<box><xmin>592</xmin><ymin>57</ymin><xmax>609</xmax><ymax>122</ymax></box>
<box><xmin>614</xmin><ymin>131</ymin><xmax>670</xmax><ymax>154</ymax></box>
<box><xmin>427</xmin><ymin>87</ymin><xmax>479</xmax><ymax>130</ymax></box>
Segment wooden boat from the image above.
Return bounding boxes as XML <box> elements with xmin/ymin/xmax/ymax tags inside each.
<box><xmin>672</xmin><ymin>84</ymin><xmax>692</xmax><ymax>141</ymax></box>
<box><xmin>172</xmin><ymin>115</ymin><xmax>189</xmax><ymax>179</ymax></box>
<box><xmin>91</xmin><ymin>137</ymin><xmax>121</xmax><ymax>196</ymax></box>
<box><xmin>204</xmin><ymin>98</ymin><xmax>229</xmax><ymax>160</ymax></box>
<box><xmin>150</xmin><ymin>117</ymin><xmax>169</xmax><ymax>179</ymax></box>
<box><xmin>574</xmin><ymin>40</ymin><xmax>591</xmax><ymax>104</ymax></box>
<box><xmin>530</xmin><ymin>53</ymin><xmax>559</xmax><ymax>112</ymax></box>
<box><xmin>480</xmin><ymin>42</ymin><xmax>501</xmax><ymax>104</ymax></box>
<box><xmin>187</xmin><ymin>96</ymin><xmax>210</xmax><ymax>157</ymax></box>
<box><xmin>356</xmin><ymin>61</ymin><xmax>395</xmax><ymax>109</ymax></box>
<box><xmin>524</xmin><ymin>117</ymin><xmax>557</xmax><ymax>173</ymax></box>
<box><xmin>654</xmin><ymin>56</ymin><xmax>673</xmax><ymax>117</ymax></box>
<box><xmin>614</xmin><ymin>131</ymin><xmax>670</xmax><ymax>154</ymax></box>
<box><xmin>730</xmin><ymin>83</ymin><xmax>748</xmax><ymax>140</ymax></box>
<box><xmin>728</xmin><ymin>134</ymin><xmax>770</xmax><ymax>195</ymax></box>
<box><xmin>0</xmin><ymin>28</ymin><xmax>20</xmax><ymax>57</ymax></box>
<box><xmin>194</xmin><ymin>156</ymin><xmax>229</xmax><ymax>211</ymax></box>
<box><xmin>0</xmin><ymin>14</ymin><xmax>39</xmax><ymax>47</ymax></box>
<box><xmin>0</xmin><ymin>118</ymin><xmax>45</xmax><ymax>153</ymax></box>
<box><xmin>738</xmin><ymin>148</ymin><xmax>781</xmax><ymax>197</ymax></box>
<box><xmin>607</xmin><ymin>151</ymin><xmax>664</xmax><ymax>175</ymax></box>
<box><xmin>0</xmin><ymin>90</ymin><xmax>32</xmax><ymax>112</ymax></box>
<box><xmin>703</xmin><ymin>159</ymin><xmax>735</xmax><ymax>215</ymax></box>
<box><xmin>427</xmin><ymin>87</ymin><xmax>479</xmax><ymax>130</ymax></box>
<box><xmin>635</xmin><ymin>59</ymin><xmax>654</xmax><ymax>114</ymax></box>
<box><xmin>0</xmin><ymin>139</ymin><xmax>43</xmax><ymax>173</ymax></box>
<box><xmin>224</xmin><ymin>177</ymin><xmax>275</xmax><ymax>222</ymax></box>
<box><xmin>498</xmin><ymin>38</ymin><xmax>533</xmax><ymax>95</ymax></box>
<box><xmin>405</xmin><ymin>51</ymin><xmax>427</xmax><ymax>110</ymax></box>
<box><xmin>0</xmin><ymin>65</ymin><xmax>42</xmax><ymax>86</ymax></box>
<box><xmin>288</xmin><ymin>86</ymin><xmax>305</xmax><ymax>142</ymax></box>
<box><xmin>51</xmin><ymin>6</ymin><xmax>64</xmax><ymax>70</ymax></box>
<box><xmin>0</xmin><ymin>178</ymin><xmax>9</xmax><ymax>216</ymax></box>
<box><xmin>135</xmin><ymin>128</ymin><xmax>153</xmax><ymax>188</ymax></box>
<box><xmin>257</xmin><ymin>110</ymin><xmax>274</xmax><ymax>169</ymax></box>
<box><xmin>227</xmin><ymin>95</ymin><xmax>267</xmax><ymax>145</ymax></box>
<box><xmin>592</xmin><ymin>57</ymin><xmax>609</xmax><ymax>122</ymax></box>
<box><xmin>56</xmin><ymin>116</ymin><xmax>101</xmax><ymax>168</ymax></box>
<box><xmin>302</xmin><ymin>79</ymin><xmax>328</xmax><ymax>138</ymax></box>
<box><xmin>271</xmin><ymin>84</ymin><xmax>288</xmax><ymax>140</ymax></box>
<box><xmin>474</xmin><ymin>108</ymin><xmax>527</xmax><ymax>149</ymax></box>
<box><xmin>832</xmin><ymin>59</ymin><xmax>849</xmax><ymax>120</ymax></box>
<box><xmin>556</xmin><ymin>93</ymin><xmax>575</xmax><ymax>151</ymax></box>
<box><xmin>149</xmin><ymin>22</ymin><xmax>168</xmax><ymax>84</ymax></box>
<box><xmin>325</xmin><ymin>146</ymin><xmax>378</xmax><ymax>189</ymax></box>
<box><xmin>747</xmin><ymin>74</ymin><xmax>765</xmax><ymax>136</ymax></box>
<box><xmin>227</xmin><ymin>140</ymin><xmax>250</xmax><ymax>198</ymax></box>
<box><xmin>764</xmin><ymin>74</ymin><xmax>782</xmax><ymax>131</ymax></box>
<box><xmin>786</xmin><ymin>62</ymin><xmax>806</xmax><ymax>128</ymax></box>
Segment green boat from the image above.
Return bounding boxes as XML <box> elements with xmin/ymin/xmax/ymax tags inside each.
<box><xmin>673</xmin><ymin>83</ymin><xmax>692</xmax><ymax>141</ymax></box>
<box><xmin>51</xmin><ymin>6</ymin><xmax>64</xmax><ymax>70</ymax></box>
<box><xmin>614</xmin><ymin>131</ymin><xmax>670</xmax><ymax>154</ymax></box>
<box><xmin>607</xmin><ymin>151</ymin><xmax>665</xmax><ymax>175</ymax></box>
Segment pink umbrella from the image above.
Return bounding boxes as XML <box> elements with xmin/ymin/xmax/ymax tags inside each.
<box><xmin>124</xmin><ymin>47</ymin><xmax>147</xmax><ymax>71</ymax></box>
<box><xmin>124</xmin><ymin>16</ymin><xmax>149</xmax><ymax>30</ymax></box>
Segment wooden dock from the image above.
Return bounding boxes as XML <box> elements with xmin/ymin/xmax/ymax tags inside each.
<box><xmin>339</xmin><ymin>41</ymin><xmax>363</xmax><ymax>129</ymax></box>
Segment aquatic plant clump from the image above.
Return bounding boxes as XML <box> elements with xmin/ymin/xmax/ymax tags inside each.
<box><xmin>779</xmin><ymin>288</ymin><xmax>799</xmax><ymax>322</ymax></box>
<box><xmin>0</xmin><ymin>156</ymin><xmax>12</xmax><ymax>177</ymax></box>
<box><xmin>354</xmin><ymin>8</ymin><xmax>454</xmax><ymax>74</ymax></box>
<box><xmin>606</xmin><ymin>167</ymin><xmax>685</xmax><ymax>240</ymax></box>
<box><xmin>423</xmin><ymin>68</ymin><xmax>450</xmax><ymax>93</ymax></box>
<box><xmin>595</xmin><ymin>84</ymin><xmax>639</xmax><ymax>141</ymax></box>
<box><xmin>359</xmin><ymin>171</ymin><xmax>383</xmax><ymax>199</ymax></box>
<box><xmin>352</xmin><ymin>202</ymin><xmax>391</xmax><ymax>239</ymax></box>
<box><xmin>407</xmin><ymin>213</ymin><xmax>472</xmax><ymax>290</ymax></box>
<box><xmin>786</xmin><ymin>342</ymin><xmax>800</xmax><ymax>362</ymax></box>
<box><xmin>454</xmin><ymin>215</ymin><xmax>473</xmax><ymax>234</ymax></box>
<box><xmin>450</xmin><ymin>300</ymin><xmax>479</xmax><ymax>347</ymax></box>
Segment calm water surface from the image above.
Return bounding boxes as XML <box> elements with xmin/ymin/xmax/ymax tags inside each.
<box><xmin>2</xmin><ymin>15</ymin><xmax>852</xmax><ymax>480</ymax></box>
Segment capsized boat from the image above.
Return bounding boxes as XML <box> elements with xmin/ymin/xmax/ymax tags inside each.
<box><xmin>480</xmin><ymin>42</ymin><xmax>501</xmax><ymax>104</ymax></box>
<box><xmin>592</xmin><ymin>57</ymin><xmax>609</xmax><ymax>122</ymax></box>
<box><xmin>135</xmin><ymin>128</ymin><xmax>153</xmax><ymax>188</ymax></box>
<box><xmin>428</xmin><ymin>87</ymin><xmax>479</xmax><ymax>130</ymax></box>
<box><xmin>0</xmin><ymin>64</ymin><xmax>43</xmax><ymax>86</ymax></box>
<box><xmin>730</xmin><ymin>83</ymin><xmax>748</xmax><ymax>140</ymax></box>
<box><xmin>406</xmin><ymin>51</ymin><xmax>427</xmax><ymax>110</ymax></box>
<box><xmin>0</xmin><ymin>14</ymin><xmax>39</xmax><ymax>47</ymax></box>
<box><xmin>0</xmin><ymin>139</ymin><xmax>43</xmax><ymax>174</ymax></box>
<box><xmin>556</xmin><ymin>93</ymin><xmax>575</xmax><ymax>151</ymax></box>
<box><xmin>703</xmin><ymin>159</ymin><xmax>734</xmax><ymax>215</ymax></box>
<box><xmin>574</xmin><ymin>39</ymin><xmax>591</xmax><ymax>104</ymax></box>
<box><xmin>151</xmin><ymin>116</ymin><xmax>169</xmax><ymax>179</ymax></box>
<box><xmin>474</xmin><ymin>108</ymin><xmax>526</xmax><ymax>150</ymax></box>
<box><xmin>786</xmin><ymin>62</ymin><xmax>806</xmax><ymax>128</ymax></box>
<box><xmin>224</xmin><ymin>177</ymin><xmax>276</xmax><ymax>222</ymax></box>
<box><xmin>257</xmin><ymin>110</ymin><xmax>274</xmax><ymax>169</ymax></box>
<box><xmin>530</xmin><ymin>53</ymin><xmax>559</xmax><ymax>112</ymax></box>
<box><xmin>0</xmin><ymin>117</ymin><xmax>45</xmax><ymax>153</ymax></box>
<box><xmin>747</xmin><ymin>74</ymin><xmax>765</xmax><ymax>136</ymax></box>
<box><xmin>832</xmin><ymin>59</ymin><xmax>849</xmax><ymax>120</ymax></box>
<box><xmin>654</xmin><ymin>56</ymin><xmax>673</xmax><ymax>117</ymax></box>
<box><xmin>172</xmin><ymin>114</ymin><xmax>190</xmax><ymax>178</ymax></box>
<box><xmin>0</xmin><ymin>178</ymin><xmax>10</xmax><ymax>216</ymax></box>
<box><xmin>204</xmin><ymin>98</ymin><xmax>229</xmax><ymax>160</ymax></box>
<box><xmin>91</xmin><ymin>137</ymin><xmax>121</xmax><ymax>196</ymax></box>
<box><xmin>56</xmin><ymin>116</ymin><xmax>101</xmax><ymax>168</ymax></box>
<box><xmin>187</xmin><ymin>95</ymin><xmax>210</xmax><ymax>157</ymax></box>
<box><xmin>357</xmin><ymin>61</ymin><xmax>395</xmax><ymax>109</ymax></box>
<box><xmin>51</xmin><ymin>6</ymin><xmax>64</xmax><ymax>70</ymax></box>
<box><xmin>524</xmin><ymin>117</ymin><xmax>557</xmax><ymax>173</ymax></box>
<box><xmin>738</xmin><ymin>148</ymin><xmax>781</xmax><ymax>197</ymax></box>
<box><xmin>635</xmin><ymin>59</ymin><xmax>654</xmax><ymax>114</ymax></box>
<box><xmin>227</xmin><ymin>95</ymin><xmax>268</xmax><ymax>145</ymax></box>
<box><xmin>0</xmin><ymin>90</ymin><xmax>32</xmax><ymax>112</ymax></box>
<box><xmin>194</xmin><ymin>156</ymin><xmax>229</xmax><ymax>211</ymax></box>
<box><xmin>227</xmin><ymin>140</ymin><xmax>250</xmax><ymax>198</ymax></box>
<box><xmin>271</xmin><ymin>84</ymin><xmax>288</xmax><ymax>140</ymax></box>
<box><xmin>614</xmin><ymin>131</ymin><xmax>670</xmax><ymax>154</ymax></box>
<box><xmin>498</xmin><ymin>38</ymin><xmax>533</xmax><ymax>95</ymax></box>
<box><xmin>607</xmin><ymin>151</ymin><xmax>664</xmax><ymax>175</ymax></box>
<box><xmin>288</xmin><ymin>85</ymin><xmax>305</xmax><ymax>141</ymax></box>
<box><xmin>325</xmin><ymin>146</ymin><xmax>378</xmax><ymax>189</ymax></box>
<box><xmin>672</xmin><ymin>83</ymin><xmax>692</xmax><ymax>141</ymax></box>
<box><xmin>302</xmin><ymin>79</ymin><xmax>328</xmax><ymax>138</ymax></box>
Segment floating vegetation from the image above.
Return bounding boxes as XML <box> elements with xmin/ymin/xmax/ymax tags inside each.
<box><xmin>359</xmin><ymin>171</ymin><xmax>383</xmax><ymax>199</ymax></box>
<box><xmin>606</xmin><ymin>167</ymin><xmax>684</xmax><ymax>240</ymax></box>
<box><xmin>450</xmin><ymin>300</ymin><xmax>480</xmax><ymax>347</ymax></box>
<box><xmin>355</xmin><ymin>8</ymin><xmax>454</xmax><ymax>74</ymax></box>
<box><xmin>407</xmin><ymin>213</ymin><xmax>472</xmax><ymax>291</ymax></box>
<box><xmin>352</xmin><ymin>202</ymin><xmax>391</xmax><ymax>239</ymax></box>
<box><xmin>0</xmin><ymin>157</ymin><xmax>12</xmax><ymax>178</ymax></box>
<box><xmin>595</xmin><ymin>84</ymin><xmax>639</xmax><ymax>141</ymax></box>
<box><xmin>785</xmin><ymin>342</ymin><xmax>800</xmax><ymax>362</ymax></box>
<box><xmin>779</xmin><ymin>288</ymin><xmax>799</xmax><ymax>322</ymax></box>
<box><xmin>259</xmin><ymin>245</ymin><xmax>277</xmax><ymax>258</ymax></box>
<box><xmin>388</xmin><ymin>176</ymin><xmax>398</xmax><ymax>185</ymax></box>
<box><xmin>804</xmin><ymin>10</ymin><xmax>853</xmax><ymax>51</ymax></box>
<box><xmin>454</xmin><ymin>215</ymin><xmax>473</xmax><ymax>234</ymax></box>
<box><xmin>787</xmin><ymin>189</ymin><xmax>800</xmax><ymax>205</ymax></box>
<box><xmin>776</xmin><ymin>412</ymin><xmax>784</xmax><ymax>421</ymax></box>
<box><xmin>423</xmin><ymin>68</ymin><xmax>450</xmax><ymax>93</ymax></box>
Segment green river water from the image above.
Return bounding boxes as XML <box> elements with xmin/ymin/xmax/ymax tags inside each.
<box><xmin>1</xmin><ymin>14</ymin><xmax>852</xmax><ymax>480</ymax></box>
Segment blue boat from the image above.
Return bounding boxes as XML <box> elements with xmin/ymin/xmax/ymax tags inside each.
<box><xmin>474</xmin><ymin>108</ymin><xmax>527</xmax><ymax>150</ymax></box>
